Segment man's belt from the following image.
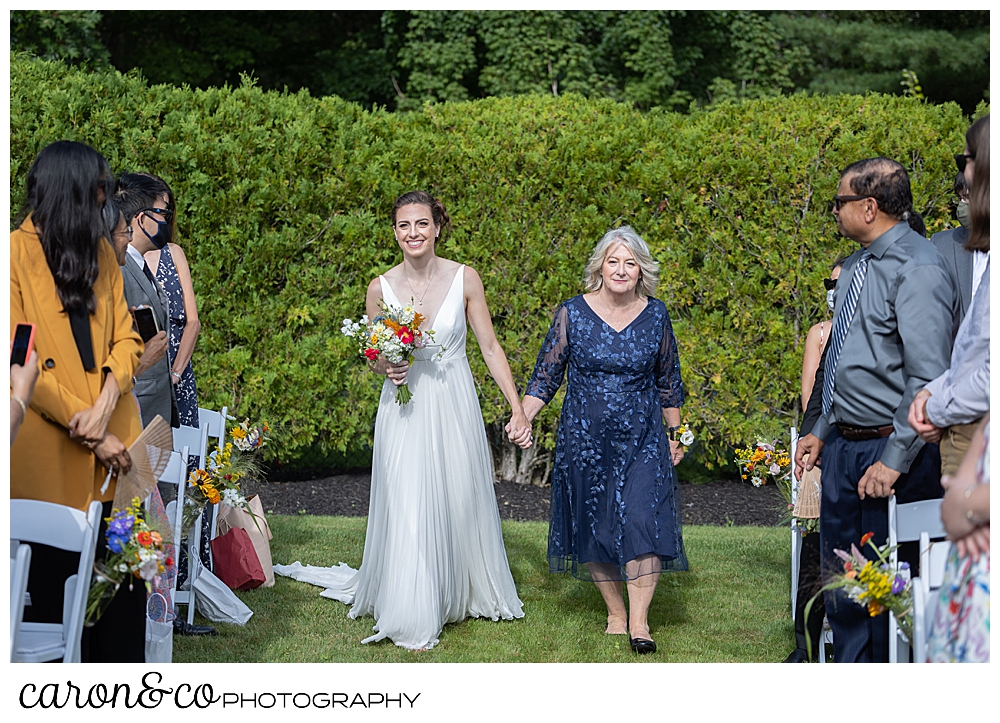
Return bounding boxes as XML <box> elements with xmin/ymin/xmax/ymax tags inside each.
<box><xmin>837</xmin><ymin>424</ymin><xmax>893</xmax><ymax>441</ymax></box>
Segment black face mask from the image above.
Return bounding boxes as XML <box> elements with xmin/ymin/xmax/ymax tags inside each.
<box><xmin>140</xmin><ymin>215</ymin><xmax>171</xmax><ymax>249</ymax></box>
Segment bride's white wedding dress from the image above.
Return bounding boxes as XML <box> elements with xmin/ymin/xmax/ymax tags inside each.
<box><xmin>274</xmin><ymin>265</ymin><xmax>524</xmax><ymax>649</ymax></box>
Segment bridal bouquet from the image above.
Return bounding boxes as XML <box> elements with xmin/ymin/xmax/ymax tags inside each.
<box><xmin>87</xmin><ymin>497</ymin><xmax>170</xmax><ymax>625</ymax></box>
<box><xmin>341</xmin><ymin>299</ymin><xmax>440</xmax><ymax>405</ymax></box>
<box><xmin>183</xmin><ymin>418</ymin><xmax>269</xmax><ymax>533</ymax></box>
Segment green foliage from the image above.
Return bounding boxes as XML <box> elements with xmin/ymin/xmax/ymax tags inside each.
<box><xmin>9</xmin><ymin>54</ymin><xmax>974</xmax><ymax>475</ymax></box>
<box><xmin>10</xmin><ymin>10</ymin><xmax>110</xmax><ymax>67</ymax></box>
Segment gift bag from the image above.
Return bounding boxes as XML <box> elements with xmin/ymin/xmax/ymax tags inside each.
<box><xmin>216</xmin><ymin>495</ymin><xmax>275</xmax><ymax>588</ymax></box>
<box><xmin>192</xmin><ymin>568</ymin><xmax>254</xmax><ymax>626</ymax></box>
<box><xmin>211</xmin><ymin>527</ymin><xmax>266</xmax><ymax>590</ymax></box>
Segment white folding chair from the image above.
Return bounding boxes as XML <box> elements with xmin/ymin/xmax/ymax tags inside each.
<box><xmin>10</xmin><ymin>500</ymin><xmax>102</xmax><ymax>663</ymax></box>
<box><xmin>910</xmin><ymin>530</ymin><xmax>951</xmax><ymax>663</ymax></box>
<box><xmin>193</xmin><ymin>406</ymin><xmax>228</xmax><ymax>570</ymax></box>
<box><xmin>160</xmin><ymin>447</ymin><xmax>201</xmax><ymax>627</ymax></box>
<box><xmin>789</xmin><ymin>426</ymin><xmax>801</xmax><ymax>619</ymax></box>
<box><xmin>10</xmin><ymin>542</ymin><xmax>32</xmax><ymax>661</ymax></box>
<box><xmin>887</xmin><ymin>496</ymin><xmax>947</xmax><ymax>663</ymax></box>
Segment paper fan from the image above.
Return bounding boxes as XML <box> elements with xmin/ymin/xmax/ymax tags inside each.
<box><xmin>112</xmin><ymin>415</ymin><xmax>174</xmax><ymax>509</ymax></box>
<box><xmin>792</xmin><ymin>463</ymin><xmax>822</xmax><ymax>519</ymax></box>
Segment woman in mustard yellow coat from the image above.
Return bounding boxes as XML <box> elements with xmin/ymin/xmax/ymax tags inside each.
<box><xmin>10</xmin><ymin>141</ymin><xmax>145</xmax><ymax>661</ymax></box>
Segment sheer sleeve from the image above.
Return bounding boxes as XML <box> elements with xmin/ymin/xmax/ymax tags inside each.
<box><xmin>525</xmin><ymin>302</ymin><xmax>570</xmax><ymax>404</ymax></box>
<box><xmin>656</xmin><ymin>305</ymin><xmax>685</xmax><ymax>409</ymax></box>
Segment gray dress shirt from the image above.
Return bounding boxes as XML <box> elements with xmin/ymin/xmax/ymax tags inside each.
<box><xmin>812</xmin><ymin>222</ymin><xmax>956</xmax><ymax>473</ymax></box>
<box><xmin>924</xmin><ymin>257</ymin><xmax>989</xmax><ymax>427</ymax></box>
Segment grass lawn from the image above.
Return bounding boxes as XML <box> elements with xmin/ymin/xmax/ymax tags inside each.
<box><xmin>173</xmin><ymin>516</ymin><xmax>796</xmax><ymax>663</ymax></box>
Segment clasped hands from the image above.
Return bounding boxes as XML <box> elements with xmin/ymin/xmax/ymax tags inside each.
<box><xmin>68</xmin><ymin>395</ymin><xmax>131</xmax><ymax>475</ymax></box>
<box><xmin>907</xmin><ymin>389</ymin><xmax>942</xmax><ymax>443</ymax></box>
<box><xmin>794</xmin><ymin>433</ymin><xmax>899</xmax><ymax>499</ymax></box>
<box><xmin>383</xmin><ymin>360</ymin><xmax>533</xmax><ymax>449</ymax></box>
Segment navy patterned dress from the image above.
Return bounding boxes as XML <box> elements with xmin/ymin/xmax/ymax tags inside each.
<box><xmin>525</xmin><ymin>295</ymin><xmax>688</xmax><ymax>581</ymax></box>
<box><xmin>154</xmin><ymin>244</ymin><xmax>199</xmax><ymax>428</ymax></box>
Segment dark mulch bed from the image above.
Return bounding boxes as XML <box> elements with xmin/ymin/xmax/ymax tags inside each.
<box><xmin>256</xmin><ymin>472</ymin><xmax>786</xmax><ymax>527</ymax></box>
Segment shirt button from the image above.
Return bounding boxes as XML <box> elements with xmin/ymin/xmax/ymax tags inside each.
<box><xmin>44</xmin><ymin>358</ymin><xmax>55</xmax><ymax>369</ymax></box>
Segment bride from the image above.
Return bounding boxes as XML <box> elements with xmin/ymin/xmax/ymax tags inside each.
<box><xmin>276</xmin><ymin>191</ymin><xmax>531</xmax><ymax>650</ymax></box>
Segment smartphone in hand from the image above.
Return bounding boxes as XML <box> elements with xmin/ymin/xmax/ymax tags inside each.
<box><xmin>133</xmin><ymin>307</ymin><xmax>160</xmax><ymax>343</ymax></box>
<box><xmin>10</xmin><ymin>322</ymin><xmax>36</xmax><ymax>366</ymax></box>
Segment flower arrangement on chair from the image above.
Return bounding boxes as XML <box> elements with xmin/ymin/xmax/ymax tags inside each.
<box><xmin>182</xmin><ymin>418</ymin><xmax>269</xmax><ymax>533</ymax></box>
<box><xmin>735</xmin><ymin>437</ymin><xmax>817</xmax><ymax>534</ymax></box>
<box><xmin>87</xmin><ymin>497</ymin><xmax>170</xmax><ymax>625</ymax></box>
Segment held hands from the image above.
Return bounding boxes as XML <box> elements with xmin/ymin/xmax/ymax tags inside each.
<box><xmin>907</xmin><ymin>389</ymin><xmax>942</xmax><ymax>443</ymax></box>
<box><xmin>93</xmin><ymin>433</ymin><xmax>132</xmax><ymax>475</ymax></box>
<box><xmin>940</xmin><ymin>474</ymin><xmax>990</xmax><ymax>561</ymax></box>
<box><xmin>794</xmin><ymin>434</ymin><xmax>824</xmax><ymax>481</ymax></box>
<box><xmin>505</xmin><ymin>409</ymin><xmax>532</xmax><ymax>449</ymax></box>
<box><xmin>857</xmin><ymin>461</ymin><xmax>900</xmax><ymax>499</ymax></box>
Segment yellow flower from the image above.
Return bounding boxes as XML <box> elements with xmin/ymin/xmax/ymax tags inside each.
<box><xmin>231</xmin><ymin>427</ymin><xmax>247</xmax><ymax>440</ymax></box>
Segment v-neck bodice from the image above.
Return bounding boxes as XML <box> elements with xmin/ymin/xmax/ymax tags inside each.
<box><xmin>379</xmin><ymin>266</ymin><xmax>466</xmax><ymax>361</ymax></box>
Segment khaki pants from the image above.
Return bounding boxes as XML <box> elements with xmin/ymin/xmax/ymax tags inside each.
<box><xmin>939</xmin><ymin>420</ymin><xmax>981</xmax><ymax>477</ymax></box>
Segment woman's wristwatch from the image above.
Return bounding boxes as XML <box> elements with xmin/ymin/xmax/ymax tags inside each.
<box><xmin>667</xmin><ymin>426</ymin><xmax>681</xmax><ymax>442</ymax></box>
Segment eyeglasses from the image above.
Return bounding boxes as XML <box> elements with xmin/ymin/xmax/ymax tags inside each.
<box><xmin>139</xmin><ymin>207</ymin><xmax>173</xmax><ymax>222</ymax></box>
<box><xmin>113</xmin><ymin>226</ymin><xmax>133</xmax><ymax>240</ymax></box>
<box><xmin>823</xmin><ymin>278</ymin><xmax>837</xmax><ymax>291</ymax></box>
<box><xmin>955</xmin><ymin>153</ymin><xmax>975</xmax><ymax>173</ymax></box>
<box><xmin>830</xmin><ymin>195</ymin><xmax>871</xmax><ymax>212</ymax></box>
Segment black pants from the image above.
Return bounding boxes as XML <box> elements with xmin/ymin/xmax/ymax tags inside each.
<box><xmin>23</xmin><ymin>500</ymin><xmax>146</xmax><ymax>663</ymax></box>
<box><xmin>820</xmin><ymin>433</ymin><xmax>941</xmax><ymax>663</ymax></box>
<box><xmin>793</xmin><ymin>530</ymin><xmax>825</xmax><ymax>659</ymax></box>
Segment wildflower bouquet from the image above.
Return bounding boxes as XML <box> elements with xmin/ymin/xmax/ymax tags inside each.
<box><xmin>341</xmin><ymin>299</ymin><xmax>440</xmax><ymax>405</ymax></box>
<box><xmin>734</xmin><ymin>439</ymin><xmax>792</xmax><ymax>488</ymax></box>
<box><xmin>674</xmin><ymin>424</ymin><xmax>695</xmax><ymax>447</ymax></box>
<box><xmin>805</xmin><ymin>532</ymin><xmax>912</xmax><ymax>657</ymax></box>
<box><xmin>183</xmin><ymin>418</ymin><xmax>269</xmax><ymax>533</ymax></box>
<box><xmin>735</xmin><ymin>437</ymin><xmax>818</xmax><ymax>534</ymax></box>
<box><xmin>86</xmin><ymin>497</ymin><xmax>170</xmax><ymax>626</ymax></box>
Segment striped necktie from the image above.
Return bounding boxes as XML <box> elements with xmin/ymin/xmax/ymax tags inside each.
<box><xmin>821</xmin><ymin>252</ymin><xmax>872</xmax><ymax>417</ymax></box>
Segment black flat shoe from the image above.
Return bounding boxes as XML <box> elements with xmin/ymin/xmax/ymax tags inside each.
<box><xmin>629</xmin><ymin>636</ymin><xmax>657</xmax><ymax>654</ymax></box>
<box><xmin>173</xmin><ymin>618</ymin><xmax>218</xmax><ymax>636</ymax></box>
<box><xmin>783</xmin><ymin>648</ymin><xmax>809</xmax><ymax>663</ymax></box>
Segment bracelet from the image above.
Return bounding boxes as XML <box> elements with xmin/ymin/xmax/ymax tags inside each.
<box><xmin>11</xmin><ymin>394</ymin><xmax>27</xmax><ymax>417</ymax></box>
<box><xmin>964</xmin><ymin>485</ymin><xmax>983</xmax><ymax>525</ymax></box>
<box><xmin>171</xmin><ymin>371</ymin><xmax>182</xmax><ymax>379</ymax></box>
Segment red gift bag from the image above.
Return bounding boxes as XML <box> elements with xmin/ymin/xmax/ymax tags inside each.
<box><xmin>211</xmin><ymin>527</ymin><xmax>266</xmax><ymax>591</ymax></box>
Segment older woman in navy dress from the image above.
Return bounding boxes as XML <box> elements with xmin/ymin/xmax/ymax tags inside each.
<box><xmin>518</xmin><ymin>226</ymin><xmax>687</xmax><ymax>654</ymax></box>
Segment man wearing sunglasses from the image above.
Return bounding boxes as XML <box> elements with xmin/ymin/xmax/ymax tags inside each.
<box><xmin>114</xmin><ymin>172</ymin><xmax>179</xmax><ymax>431</ymax></box>
<box><xmin>794</xmin><ymin>157</ymin><xmax>956</xmax><ymax>663</ymax></box>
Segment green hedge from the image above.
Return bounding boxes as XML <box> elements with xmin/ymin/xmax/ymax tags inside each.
<box><xmin>9</xmin><ymin>53</ymin><xmax>974</xmax><ymax>476</ymax></box>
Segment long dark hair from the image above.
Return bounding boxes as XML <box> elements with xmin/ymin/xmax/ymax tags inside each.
<box><xmin>20</xmin><ymin>141</ymin><xmax>114</xmax><ymax>314</ymax></box>
<box><xmin>965</xmin><ymin>114</ymin><xmax>989</xmax><ymax>251</ymax></box>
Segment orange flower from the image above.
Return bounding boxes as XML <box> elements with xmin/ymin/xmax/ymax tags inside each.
<box><xmin>206</xmin><ymin>487</ymin><xmax>221</xmax><ymax>504</ymax></box>
<box><xmin>412</xmin><ymin>312</ymin><xmax>425</xmax><ymax>329</ymax></box>
<box><xmin>860</xmin><ymin>531</ymin><xmax>874</xmax><ymax>546</ymax></box>
<box><xmin>150</xmin><ymin>531</ymin><xmax>162</xmax><ymax>546</ymax></box>
<box><xmin>137</xmin><ymin>531</ymin><xmax>152</xmax><ymax>547</ymax></box>
<box><xmin>383</xmin><ymin>319</ymin><xmax>402</xmax><ymax>333</ymax></box>
<box><xmin>867</xmin><ymin>601</ymin><xmax>885</xmax><ymax>617</ymax></box>
<box><xmin>845</xmin><ymin>569</ymin><xmax>857</xmax><ymax>580</ymax></box>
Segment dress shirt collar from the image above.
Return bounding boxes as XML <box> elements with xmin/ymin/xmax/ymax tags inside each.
<box><xmin>126</xmin><ymin>243</ymin><xmax>146</xmax><ymax>270</ymax></box>
<box><xmin>863</xmin><ymin>220</ymin><xmax>911</xmax><ymax>260</ymax></box>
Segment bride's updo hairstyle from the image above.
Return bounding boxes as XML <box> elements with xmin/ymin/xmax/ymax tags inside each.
<box><xmin>584</xmin><ymin>225</ymin><xmax>659</xmax><ymax>298</ymax></box>
<box><xmin>391</xmin><ymin>190</ymin><xmax>452</xmax><ymax>237</ymax></box>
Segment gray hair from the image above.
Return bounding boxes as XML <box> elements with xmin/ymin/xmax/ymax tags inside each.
<box><xmin>583</xmin><ymin>225</ymin><xmax>659</xmax><ymax>297</ymax></box>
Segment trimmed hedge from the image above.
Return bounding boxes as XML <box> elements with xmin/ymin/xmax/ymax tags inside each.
<box><xmin>9</xmin><ymin>53</ymin><xmax>973</xmax><ymax>476</ymax></box>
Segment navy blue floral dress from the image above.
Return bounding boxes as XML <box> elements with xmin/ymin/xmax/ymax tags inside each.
<box><xmin>154</xmin><ymin>244</ymin><xmax>199</xmax><ymax>428</ymax></box>
<box><xmin>526</xmin><ymin>295</ymin><xmax>688</xmax><ymax>581</ymax></box>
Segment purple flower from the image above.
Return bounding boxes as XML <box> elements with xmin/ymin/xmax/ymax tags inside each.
<box><xmin>899</xmin><ymin>561</ymin><xmax>910</xmax><ymax>571</ymax></box>
<box><xmin>108</xmin><ymin>511</ymin><xmax>134</xmax><ymax>536</ymax></box>
<box><xmin>891</xmin><ymin>576</ymin><xmax>907</xmax><ymax>594</ymax></box>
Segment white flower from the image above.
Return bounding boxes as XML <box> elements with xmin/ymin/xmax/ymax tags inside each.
<box><xmin>221</xmin><ymin>488</ymin><xmax>246</xmax><ymax>507</ymax></box>
<box><xmin>138</xmin><ymin>558</ymin><xmax>160</xmax><ymax>581</ymax></box>
<box><xmin>340</xmin><ymin>319</ymin><xmax>355</xmax><ymax>336</ymax></box>
<box><xmin>769</xmin><ymin>463</ymin><xmax>781</xmax><ymax>476</ymax></box>
<box><xmin>680</xmin><ymin>429</ymin><xmax>695</xmax><ymax>446</ymax></box>
<box><xmin>118</xmin><ymin>563</ymin><xmax>129</xmax><ymax>573</ymax></box>
<box><xmin>751</xmin><ymin>477</ymin><xmax>763</xmax><ymax>487</ymax></box>
<box><xmin>359</xmin><ymin>314</ymin><xmax>369</xmax><ymax>326</ymax></box>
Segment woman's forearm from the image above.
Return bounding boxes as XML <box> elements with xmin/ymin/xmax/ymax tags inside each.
<box><xmin>662</xmin><ymin>407</ymin><xmax>680</xmax><ymax>428</ymax></box>
<box><xmin>482</xmin><ymin>342</ymin><xmax>525</xmax><ymax>415</ymax></box>
<box><xmin>521</xmin><ymin>395</ymin><xmax>546</xmax><ymax>424</ymax></box>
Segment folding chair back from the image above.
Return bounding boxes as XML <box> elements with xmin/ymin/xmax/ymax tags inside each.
<box><xmin>160</xmin><ymin>447</ymin><xmax>201</xmax><ymax>626</ymax></box>
<box><xmin>887</xmin><ymin>496</ymin><xmax>946</xmax><ymax>663</ymax></box>
<box><xmin>10</xmin><ymin>500</ymin><xmax>102</xmax><ymax>663</ymax></box>
<box><xmin>789</xmin><ymin>426</ymin><xmax>802</xmax><ymax>619</ymax></box>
